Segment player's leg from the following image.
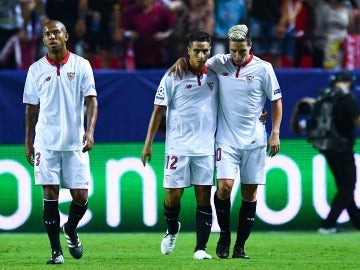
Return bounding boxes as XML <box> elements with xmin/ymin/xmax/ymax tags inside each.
<box><xmin>43</xmin><ymin>185</ymin><xmax>64</xmax><ymax>264</ymax></box>
<box><xmin>214</xmin><ymin>144</ymin><xmax>238</xmax><ymax>258</ymax></box>
<box><xmin>61</xmin><ymin>150</ymin><xmax>90</xmax><ymax>259</ymax></box>
<box><xmin>232</xmin><ymin>184</ymin><xmax>257</xmax><ymax>259</ymax></box>
<box><xmin>193</xmin><ymin>184</ymin><xmax>212</xmax><ymax>259</ymax></box>
<box><xmin>35</xmin><ymin>148</ymin><xmax>64</xmax><ymax>264</ymax></box>
<box><xmin>214</xmin><ymin>178</ymin><xmax>234</xmax><ymax>258</ymax></box>
<box><xmin>233</xmin><ymin>146</ymin><xmax>266</xmax><ymax>259</ymax></box>
<box><xmin>62</xmin><ymin>188</ymin><xmax>88</xmax><ymax>259</ymax></box>
<box><xmin>161</xmin><ymin>188</ymin><xmax>183</xmax><ymax>255</ymax></box>
<box><xmin>190</xmin><ymin>156</ymin><xmax>214</xmax><ymax>259</ymax></box>
<box><xmin>161</xmin><ymin>154</ymin><xmax>192</xmax><ymax>255</ymax></box>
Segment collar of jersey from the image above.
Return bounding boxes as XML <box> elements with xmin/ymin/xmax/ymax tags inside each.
<box><xmin>46</xmin><ymin>51</ymin><xmax>70</xmax><ymax>65</ymax></box>
<box><xmin>231</xmin><ymin>53</ymin><xmax>253</xmax><ymax>67</ymax></box>
<box><xmin>188</xmin><ymin>64</ymin><xmax>207</xmax><ymax>76</ymax></box>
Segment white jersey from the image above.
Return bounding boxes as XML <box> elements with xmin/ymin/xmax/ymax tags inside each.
<box><xmin>155</xmin><ymin>66</ymin><xmax>218</xmax><ymax>156</ymax></box>
<box><xmin>207</xmin><ymin>53</ymin><xmax>282</xmax><ymax>149</ymax></box>
<box><xmin>23</xmin><ymin>52</ymin><xmax>97</xmax><ymax>151</ymax></box>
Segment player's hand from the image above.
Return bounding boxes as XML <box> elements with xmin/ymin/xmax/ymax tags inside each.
<box><xmin>166</xmin><ymin>57</ymin><xmax>188</xmax><ymax>79</ymax></box>
<box><xmin>267</xmin><ymin>132</ymin><xmax>280</xmax><ymax>157</ymax></box>
<box><xmin>82</xmin><ymin>132</ymin><xmax>94</xmax><ymax>153</ymax></box>
<box><xmin>25</xmin><ymin>142</ymin><xmax>35</xmax><ymax>166</ymax></box>
<box><xmin>259</xmin><ymin>108</ymin><xmax>267</xmax><ymax>124</ymax></box>
<box><xmin>141</xmin><ymin>145</ymin><xmax>152</xmax><ymax>166</ymax></box>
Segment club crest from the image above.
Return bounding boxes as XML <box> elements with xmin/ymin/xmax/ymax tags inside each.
<box><xmin>207</xmin><ymin>82</ymin><xmax>214</xmax><ymax>90</ymax></box>
<box><xmin>67</xmin><ymin>72</ymin><xmax>75</xmax><ymax>81</ymax></box>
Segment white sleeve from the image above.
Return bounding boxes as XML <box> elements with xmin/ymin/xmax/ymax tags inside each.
<box><xmin>263</xmin><ymin>63</ymin><xmax>282</xmax><ymax>101</ymax></box>
<box><xmin>154</xmin><ymin>73</ymin><xmax>174</xmax><ymax>107</ymax></box>
<box><xmin>81</xmin><ymin>60</ymin><xmax>97</xmax><ymax>97</ymax></box>
<box><xmin>23</xmin><ymin>66</ymin><xmax>39</xmax><ymax>105</ymax></box>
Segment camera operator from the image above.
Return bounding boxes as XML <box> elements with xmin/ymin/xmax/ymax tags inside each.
<box><xmin>291</xmin><ymin>70</ymin><xmax>360</xmax><ymax>233</ymax></box>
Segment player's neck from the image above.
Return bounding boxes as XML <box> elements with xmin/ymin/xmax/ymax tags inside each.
<box><xmin>47</xmin><ymin>48</ymin><xmax>68</xmax><ymax>63</ymax></box>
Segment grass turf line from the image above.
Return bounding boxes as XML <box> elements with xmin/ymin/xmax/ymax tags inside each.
<box><xmin>0</xmin><ymin>231</ymin><xmax>359</xmax><ymax>270</ymax></box>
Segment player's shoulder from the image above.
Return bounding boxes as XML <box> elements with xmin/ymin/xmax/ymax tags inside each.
<box><xmin>70</xmin><ymin>52</ymin><xmax>90</xmax><ymax>64</ymax></box>
<box><xmin>248</xmin><ymin>55</ymin><xmax>276</xmax><ymax>76</ymax></box>
<box><xmin>251</xmin><ymin>55</ymin><xmax>274</xmax><ymax>69</ymax></box>
<box><xmin>27</xmin><ymin>56</ymin><xmax>49</xmax><ymax>73</ymax></box>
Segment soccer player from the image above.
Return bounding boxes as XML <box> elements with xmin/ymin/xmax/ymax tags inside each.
<box><xmin>141</xmin><ymin>30</ymin><xmax>218</xmax><ymax>260</ymax></box>
<box><xmin>170</xmin><ymin>24</ymin><xmax>282</xmax><ymax>259</ymax></box>
<box><xmin>23</xmin><ymin>20</ymin><xmax>98</xmax><ymax>264</ymax></box>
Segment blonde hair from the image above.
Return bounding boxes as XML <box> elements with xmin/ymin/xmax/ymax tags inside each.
<box><xmin>227</xmin><ymin>25</ymin><xmax>250</xmax><ymax>42</ymax></box>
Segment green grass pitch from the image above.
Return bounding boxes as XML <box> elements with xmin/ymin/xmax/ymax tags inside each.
<box><xmin>1</xmin><ymin>231</ymin><xmax>359</xmax><ymax>270</ymax></box>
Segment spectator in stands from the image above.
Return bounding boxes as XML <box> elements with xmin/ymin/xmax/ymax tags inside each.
<box><xmin>248</xmin><ymin>0</ymin><xmax>289</xmax><ymax>68</ymax></box>
<box><xmin>280</xmin><ymin>0</ymin><xmax>303</xmax><ymax>67</ymax></box>
<box><xmin>293</xmin><ymin>0</ymin><xmax>316</xmax><ymax>67</ymax></box>
<box><xmin>166</xmin><ymin>0</ymin><xmax>214</xmax><ymax>64</ymax></box>
<box><xmin>37</xmin><ymin>0</ymin><xmax>88</xmax><ymax>53</ymax></box>
<box><xmin>83</xmin><ymin>0</ymin><xmax>122</xmax><ymax>69</ymax></box>
<box><xmin>312</xmin><ymin>0</ymin><xmax>354</xmax><ymax>69</ymax></box>
<box><xmin>120</xmin><ymin>0</ymin><xmax>174</xmax><ymax>69</ymax></box>
<box><xmin>0</xmin><ymin>0</ymin><xmax>37</xmax><ymax>69</ymax></box>
<box><xmin>166</xmin><ymin>0</ymin><xmax>189</xmax><ymax>63</ymax></box>
<box><xmin>213</xmin><ymin>0</ymin><xmax>249</xmax><ymax>55</ymax></box>
<box><xmin>186</xmin><ymin>0</ymin><xmax>214</xmax><ymax>35</ymax></box>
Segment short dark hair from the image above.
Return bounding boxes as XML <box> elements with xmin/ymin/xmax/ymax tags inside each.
<box><xmin>188</xmin><ymin>30</ymin><xmax>211</xmax><ymax>46</ymax></box>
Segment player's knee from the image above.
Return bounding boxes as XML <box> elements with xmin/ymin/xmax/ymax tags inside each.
<box><xmin>241</xmin><ymin>184</ymin><xmax>258</xmax><ymax>199</ymax></box>
<box><xmin>217</xmin><ymin>183</ymin><xmax>232</xmax><ymax>199</ymax></box>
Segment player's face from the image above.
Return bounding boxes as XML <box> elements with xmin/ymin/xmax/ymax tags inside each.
<box><xmin>42</xmin><ymin>22</ymin><xmax>69</xmax><ymax>53</ymax></box>
<box><xmin>187</xmin><ymin>41</ymin><xmax>211</xmax><ymax>71</ymax></box>
<box><xmin>229</xmin><ymin>40</ymin><xmax>251</xmax><ymax>66</ymax></box>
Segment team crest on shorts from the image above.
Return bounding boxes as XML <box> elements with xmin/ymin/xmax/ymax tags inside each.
<box><xmin>207</xmin><ymin>82</ymin><xmax>214</xmax><ymax>90</ymax></box>
<box><xmin>246</xmin><ymin>75</ymin><xmax>254</xmax><ymax>84</ymax></box>
<box><xmin>67</xmin><ymin>72</ymin><xmax>75</xmax><ymax>81</ymax></box>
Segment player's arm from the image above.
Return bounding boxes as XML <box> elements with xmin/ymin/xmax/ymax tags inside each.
<box><xmin>25</xmin><ymin>104</ymin><xmax>39</xmax><ymax>166</ymax></box>
<box><xmin>166</xmin><ymin>57</ymin><xmax>188</xmax><ymax>80</ymax></box>
<box><xmin>141</xmin><ymin>105</ymin><xmax>166</xmax><ymax>166</ymax></box>
<box><xmin>83</xmin><ymin>95</ymin><xmax>98</xmax><ymax>153</ymax></box>
<box><xmin>268</xmin><ymin>98</ymin><xmax>282</xmax><ymax>157</ymax></box>
<box><xmin>259</xmin><ymin>108</ymin><xmax>267</xmax><ymax>124</ymax></box>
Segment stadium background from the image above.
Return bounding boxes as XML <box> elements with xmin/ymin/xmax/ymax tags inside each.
<box><xmin>1</xmin><ymin>69</ymin><xmax>360</xmax><ymax>232</ymax></box>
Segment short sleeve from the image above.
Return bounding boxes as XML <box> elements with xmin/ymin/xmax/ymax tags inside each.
<box><xmin>23</xmin><ymin>66</ymin><xmax>39</xmax><ymax>105</ymax></box>
<box><xmin>81</xmin><ymin>60</ymin><xmax>97</xmax><ymax>97</ymax></box>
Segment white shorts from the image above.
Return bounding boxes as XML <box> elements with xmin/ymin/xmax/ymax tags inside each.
<box><xmin>215</xmin><ymin>143</ymin><xmax>266</xmax><ymax>185</ymax></box>
<box><xmin>34</xmin><ymin>148</ymin><xmax>90</xmax><ymax>189</ymax></box>
<box><xmin>163</xmin><ymin>154</ymin><xmax>215</xmax><ymax>188</ymax></box>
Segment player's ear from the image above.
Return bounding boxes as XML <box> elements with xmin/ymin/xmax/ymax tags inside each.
<box><xmin>64</xmin><ymin>32</ymin><xmax>69</xmax><ymax>42</ymax></box>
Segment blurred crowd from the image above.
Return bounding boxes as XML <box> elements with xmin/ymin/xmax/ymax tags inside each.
<box><xmin>1</xmin><ymin>0</ymin><xmax>360</xmax><ymax>70</ymax></box>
